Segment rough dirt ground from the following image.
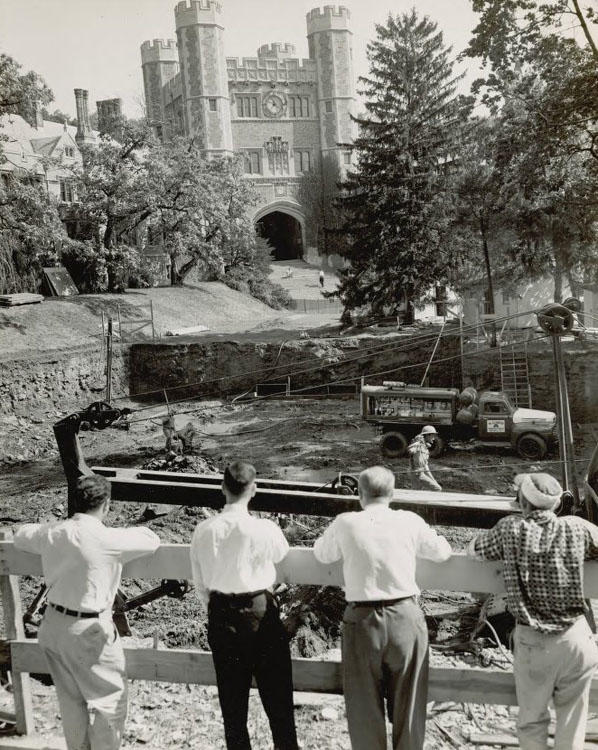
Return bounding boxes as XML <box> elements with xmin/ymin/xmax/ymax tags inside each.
<box><xmin>2</xmin><ymin>397</ymin><xmax>598</xmax><ymax>749</ymax></box>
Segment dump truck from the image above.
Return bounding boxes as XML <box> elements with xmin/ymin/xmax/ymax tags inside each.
<box><xmin>361</xmin><ymin>381</ymin><xmax>558</xmax><ymax>460</ymax></box>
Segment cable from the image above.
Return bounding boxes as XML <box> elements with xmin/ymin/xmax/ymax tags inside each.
<box><xmin>122</xmin><ymin>331</ymin><xmax>550</xmax><ymax>423</ymax></box>
<box><xmin>114</xmin><ymin>306</ymin><xmax>545</xmax><ymax>407</ymax></box>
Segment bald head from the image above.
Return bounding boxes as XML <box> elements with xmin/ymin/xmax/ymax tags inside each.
<box><xmin>358</xmin><ymin>466</ymin><xmax>395</xmax><ymax>506</ymax></box>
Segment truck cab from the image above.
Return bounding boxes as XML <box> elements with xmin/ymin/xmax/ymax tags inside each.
<box><xmin>361</xmin><ymin>382</ymin><xmax>557</xmax><ymax>460</ymax></box>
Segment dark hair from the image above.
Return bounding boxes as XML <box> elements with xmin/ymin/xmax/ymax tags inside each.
<box><xmin>75</xmin><ymin>474</ymin><xmax>111</xmax><ymax>513</ymax></box>
<box><xmin>223</xmin><ymin>461</ymin><xmax>256</xmax><ymax>497</ymax></box>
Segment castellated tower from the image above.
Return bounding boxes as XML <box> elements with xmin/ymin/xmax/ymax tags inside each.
<box><xmin>306</xmin><ymin>6</ymin><xmax>356</xmax><ymax>170</ymax></box>
<box><xmin>174</xmin><ymin>0</ymin><xmax>233</xmax><ymax>155</ymax></box>
<box><xmin>140</xmin><ymin>39</ymin><xmax>179</xmax><ymax>139</ymax></box>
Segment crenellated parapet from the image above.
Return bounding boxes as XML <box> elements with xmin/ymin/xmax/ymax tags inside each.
<box><xmin>257</xmin><ymin>43</ymin><xmax>296</xmax><ymax>59</ymax></box>
<box><xmin>306</xmin><ymin>5</ymin><xmax>351</xmax><ymax>34</ymax></box>
<box><xmin>175</xmin><ymin>0</ymin><xmax>222</xmax><ymax>28</ymax></box>
<box><xmin>227</xmin><ymin>56</ymin><xmax>317</xmax><ymax>84</ymax></box>
<box><xmin>140</xmin><ymin>39</ymin><xmax>178</xmax><ymax>64</ymax></box>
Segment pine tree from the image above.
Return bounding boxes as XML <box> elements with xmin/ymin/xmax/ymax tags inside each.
<box><xmin>337</xmin><ymin>10</ymin><xmax>469</xmax><ymax>321</ymax></box>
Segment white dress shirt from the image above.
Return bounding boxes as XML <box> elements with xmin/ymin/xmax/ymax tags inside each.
<box><xmin>313</xmin><ymin>504</ymin><xmax>451</xmax><ymax>602</ymax></box>
<box><xmin>190</xmin><ymin>504</ymin><xmax>289</xmax><ymax>602</ymax></box>
<box><xmin>14</xmin><ymin>513</ymin><xmax>160</xmax><ymax>613</ymax></box>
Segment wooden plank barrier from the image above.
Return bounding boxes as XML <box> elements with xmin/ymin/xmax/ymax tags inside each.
<box><xmin>4</xmin><ymin>539</ymin><xmax>598</xmax><ymax>739</ymax></box>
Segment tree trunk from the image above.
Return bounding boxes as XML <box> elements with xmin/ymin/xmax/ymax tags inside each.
<box><xmin>172</xmin><ymin>256</ymin><xmax>198</xmax><ymax>286</ymax></box>
<box><xmin>554</xmin><ymin>262</ymin><xmax>563</xmax><ymax>302</ymax></box>
<box><xmin>566</xmin><ymin>269</ymin><xmax>583</xmax><ymax>301</ymax></box>
<box><xmin>481</xmin><ymin>222</ymin><xmax>496</xmax><ymax>347</ymax></box>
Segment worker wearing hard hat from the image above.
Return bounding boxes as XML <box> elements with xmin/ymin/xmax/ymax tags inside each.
<box><xmin>408</xmin><ymin>426</ymin><xmax>442</xmax><ymax>492</ymax></box>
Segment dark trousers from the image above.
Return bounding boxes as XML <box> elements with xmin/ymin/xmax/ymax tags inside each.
<box><xmin>208</xmin><ymin>590</ymin><xmax>298</xmax><ymax>750</ymax></box>
<box><xmin>342</xmin><ymin>597</ymin><xmax>429</xmax><ymax>750</ymax></box>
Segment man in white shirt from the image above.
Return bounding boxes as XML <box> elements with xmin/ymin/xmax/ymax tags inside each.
<box><xmin>313</xmin><ymin>465</ymin><xmax>452</xmax><ymax>750</ymax></box>
<box><xmin>13</xmin><ymin>474</ymin><xmax>160</xmax><ymax>750</ymax></box>
<box><xmin>190</xmin><ymin>461</ymin><xmax>298</xmax><ymax>750</ymax></box>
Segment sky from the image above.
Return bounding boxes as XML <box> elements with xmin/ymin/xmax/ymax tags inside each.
<box><xmin>0</xmin><ymin>0</ymin><xmax>481</xmax><ymax>118</ymax></box>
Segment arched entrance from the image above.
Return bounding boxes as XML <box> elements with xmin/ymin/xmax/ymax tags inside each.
<box><xmin>254</xmin><ymin>205</ymin><xmax>305</xmax><ymax>261</ymax></box>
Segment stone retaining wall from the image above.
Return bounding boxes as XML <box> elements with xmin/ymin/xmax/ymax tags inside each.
<box><xmin>0</xmin><ymin>346</ymin><xmax>129</xmax><ymax>415</ymax></box>
<box><xmin>129</xmin><ymin>333</ymin><xmax>463</xmax><ymax>403</ymax></box>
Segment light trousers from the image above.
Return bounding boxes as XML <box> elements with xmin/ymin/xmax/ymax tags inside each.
<box><xmin>341</xmin><ymin>597</ymin><xmax>429</xmax><ymax>750</ymax></box>
<box><xmin>38</xmin><ymin>606</ymin><xmax>128</xmax><ymax>750</ymax></box>
<box><xmin>514</xmin><ymin>616</ymin><xmax>598</xmax><ymax>750</ymax></box>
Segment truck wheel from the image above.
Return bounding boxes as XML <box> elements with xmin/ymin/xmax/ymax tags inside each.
<box><xmin>517</xmin><ymin>433</ymin><xmax>547</xmax><ymax>460</ymax></box>
<box><xmin>429</xmin><ymin>435</ymin><xmax>445</xmax><ymax>459</ymax></box>
<box><xmin>380</xmin><ymin>431</ymin><xmax>407</xmax><ymax>458</ymax></box>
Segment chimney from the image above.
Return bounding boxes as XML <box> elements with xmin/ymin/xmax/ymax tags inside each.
<box><xmin>74</xmin><ymin>88</ymin><xmax>94</xmax><ymax>145</ymax></box>
<box><xmin>97</xmin><ymin>98</ymin><xmax>123</xmax><ymax>136</ymax></box>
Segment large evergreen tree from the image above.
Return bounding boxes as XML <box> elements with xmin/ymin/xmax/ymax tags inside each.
<box><xmin>337</xmin><ymin>10</ymin><xmax>469</xmax><ymax>320</ymax></box>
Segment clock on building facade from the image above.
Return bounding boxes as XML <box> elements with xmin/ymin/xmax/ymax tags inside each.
<box><xmin>262</xmin><ymin>92</ymin><xmax>286</xmax><ymax>118</ymax></box>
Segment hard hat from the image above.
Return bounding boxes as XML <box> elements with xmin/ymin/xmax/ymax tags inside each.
<box><xmin>420</xmin><ymin>425</ymin><xmax>437</xmax><ymax>436</ymax></box>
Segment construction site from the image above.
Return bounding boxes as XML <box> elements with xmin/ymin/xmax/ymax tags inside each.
<box><xmin>2</xmin><ymin>262</ymin><xmax>598</xmax><ymax>749</ymax></box>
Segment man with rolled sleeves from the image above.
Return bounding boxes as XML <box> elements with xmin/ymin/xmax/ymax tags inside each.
<box><xmin>469</xmin><ymin>472</ymin><xmax>598</xmax><ymax>750</ymax></box>
<box><xmin>13</xmin><ymin>474</ymin><xmax>160</xmax><ymax>750</ymax></box>
<box><xmin>190</xmin><ymin>461</ymin><xmax>298</xmax><ymax>750</ymax></box>
<box><xmin>313</xmin><ymin>465</ymin><xmax>452</xmax><ymax>750</ymax></box>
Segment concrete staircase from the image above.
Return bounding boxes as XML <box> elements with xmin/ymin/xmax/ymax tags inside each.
<box><xmin>499</xmin><ymin>344</ymin><xmax>532</xmax><ymax>408</ymax></box>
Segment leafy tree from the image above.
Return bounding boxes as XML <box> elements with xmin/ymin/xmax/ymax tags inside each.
<box><xmin>41</xmin><ymin>107</ymin><xmax>76</xmax><ymax>126</ymax></box>
<box><xmin>465</xmin><ymin>0</ymin><xmax>598</xmax><ymax>161</ymax></box>
<box><xmin>0</xmin><ymin>175</ymin><xmax>69</xmax><ymax>294</ymax></box>
<box><xmin>336</xmin><ymin>10</ymin><xmax>470</xmax><ymax>321</ymax></box>
<box><xmin>0</xmin><ymin>54</ymin><xmax>53</xmax><ymax>119</ymax></box>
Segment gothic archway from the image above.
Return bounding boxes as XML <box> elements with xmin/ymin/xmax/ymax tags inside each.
<box><xmin>254</xmin><ymin>203</ymin><xmax>305</xmax><ymax>261</ymax></box>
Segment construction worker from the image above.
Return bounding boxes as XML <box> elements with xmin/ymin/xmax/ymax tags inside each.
<box><xmin>469</xmin><ymin>473</ymin><xmax>598</xmax><ymax>750</ymax></box>
<box><xmin>313</xmin><ymin>466</ymin><xmax>452</xmax><ymax>749</ymax></box>
<box><xmin>13</xmin><ymin>474</ymin><xmax>160</xmax><ymax>750</ymax></box>
<box><xmin>408</xmin><ymin>425</ymin><xmax>442</xmax><ymax>491</ymax></box>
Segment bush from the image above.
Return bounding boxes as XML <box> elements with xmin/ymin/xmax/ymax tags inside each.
<box><xmin>61</xmin><ymin>242</ymin><xmax>144</xmax><ymax>293</ymax></box>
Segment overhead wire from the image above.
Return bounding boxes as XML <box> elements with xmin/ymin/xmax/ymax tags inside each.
<box><xmin>124</xmin><ymin>331</ymin><xmax>551</xmax><ymax>424</ymax></box>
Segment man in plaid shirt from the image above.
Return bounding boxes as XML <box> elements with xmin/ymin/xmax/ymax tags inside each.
<box><xmin>469</xmin><ymin>472</ymin><xmax>598</xmax><ymax>750</ymax></box>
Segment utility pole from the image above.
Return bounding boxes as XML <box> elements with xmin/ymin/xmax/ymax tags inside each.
<box><xmin>106</xmin><ymin>316</ymin><xmax>113</xmax><ymax>403</ymax></box>
<box><xmin>536</xmin><ymin>301</ymin><xmax>580</xmax><ymax>509</ymax></box>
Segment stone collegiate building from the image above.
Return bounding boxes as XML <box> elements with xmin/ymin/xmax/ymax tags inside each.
<box><xmin>140</xmin><ymin>2</ymin><xmax>356</xmax><ymax>260</ymax></box>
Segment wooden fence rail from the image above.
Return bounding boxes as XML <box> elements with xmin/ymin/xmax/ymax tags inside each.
<box><xmin>4</xmin><ymin>539</ymin><xmax>598</xmax><ymax>741</ymax></box>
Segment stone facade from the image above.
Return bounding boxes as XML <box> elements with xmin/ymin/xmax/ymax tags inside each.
<box><xmin>140</xmin><ymin>3</ymin><xmax>356</xmax><ymax>253</ymax></box>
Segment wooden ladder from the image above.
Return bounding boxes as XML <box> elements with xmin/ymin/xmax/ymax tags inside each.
<box><xmin>499</xmin><ymin>343</ymin><xmax>532</xmax><ymax>408</ymax></box>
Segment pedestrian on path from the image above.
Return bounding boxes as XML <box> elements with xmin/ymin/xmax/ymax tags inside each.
<box><xmin>469</xmin><ymin>472</ymin><xmax>598</xmax><ymax>750</ymax></box>
<box><xmin>190</xmin><ymin>461</ymin><xmax>299</xmax><ymax>750</ymax></box>
<box><xmin>319</xmin><ymin>269</ymin><xmax>325</xmax><ymax>288</ymax></box>
<box><xmin>13</xmin><ymin>474</ymin><xmax>160</xmax><ymax>750</ymax></box>
<box><xmin>313</xmin><ymin>466</ymin><xmax>452</xmax><ymax>750</ymax></box>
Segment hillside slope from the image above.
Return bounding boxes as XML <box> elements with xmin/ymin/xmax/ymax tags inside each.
<box><xmin>0</xmin><ymin>282</ymin><xmax>288</xmax><ymax>358</ymax></box>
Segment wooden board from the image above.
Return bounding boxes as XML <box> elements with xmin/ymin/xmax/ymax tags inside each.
<box><xmin>11</xmin><ymin>638</ymin><xmax>598</xmax><ymax>709</ymax></box>
<box><xmin>0</xmin><ymin>293</ymin><xmax>43</xmax><ymax>307</ymax></box>
<box><xmin>8</xmin><ymin>542</ymin><xmax>598</xmax><ymax>596</ymax></box>
<box><xmin>42</xmin><ymin>267</ymin><xmax>78</xmax><ymax>297</ymax></box>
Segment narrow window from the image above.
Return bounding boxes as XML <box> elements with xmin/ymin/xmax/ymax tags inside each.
<box><xmin>303</xmin><ymin>97</ymin><xmax>310</xmax><ymax>117</ymax></box>
<box><xmin>208</xmin><ymin>98</ymin><xmax>217</xmax><ymax>112</ymax></box>
<box><xmin>289</xmin><ymin>97</ymin><xmax>296</xmax><ymax>118</ymax></box>
<box><xmin>343</xmin><ymin>151</ymin><xmax>352</xmax><ymax>165</ymax></box>
<box><xmin>250</xmin><ymin>97</ymin><xmax>257</xmax><ymax>118</ymax></box>
<box><xmin>325</xmin><ymin>100</ymin><xmax>333</xmax><ymax>113</ymax></box>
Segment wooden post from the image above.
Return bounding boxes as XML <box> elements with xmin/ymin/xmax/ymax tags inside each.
<box><xmin>105</xmin><ymin>317</ymin><xmax>113</xmax><ymax>403</ymax></box>
<box><xmin>0</xmin><ymin>529</ymin><xmax>35</xmax><ymax>735</ymax></box>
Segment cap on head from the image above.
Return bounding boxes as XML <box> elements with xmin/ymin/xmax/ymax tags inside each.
<box><xmin>223</xmin><ymin>461</ymin><xmax>256</xmax><ymax>497</ymax></box>
<box><xmin>513</xmin><ymin>472</ymin><xmax>562</xmax><ymax>510</ymax></box>
<box><xmin>420</xmin><ymin>425</ymin><xmax>437</xmax><ymax>436</ymax></box>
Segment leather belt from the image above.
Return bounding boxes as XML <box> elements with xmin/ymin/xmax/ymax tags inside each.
<box><xmin>49</xmin><ymin>602</ymin><xmax>101</xmax><ymax>619</ymax></box>
<box><xmin>350</xmin><ymin>596</ymin><xmax>414</xmax><ymax>608</ymax></box>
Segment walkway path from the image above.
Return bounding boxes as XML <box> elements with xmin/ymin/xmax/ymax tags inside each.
<box><xmin>269</xmin><ymin>260</ymin><xmax>339</xmax><ymax>301</ymax></box>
